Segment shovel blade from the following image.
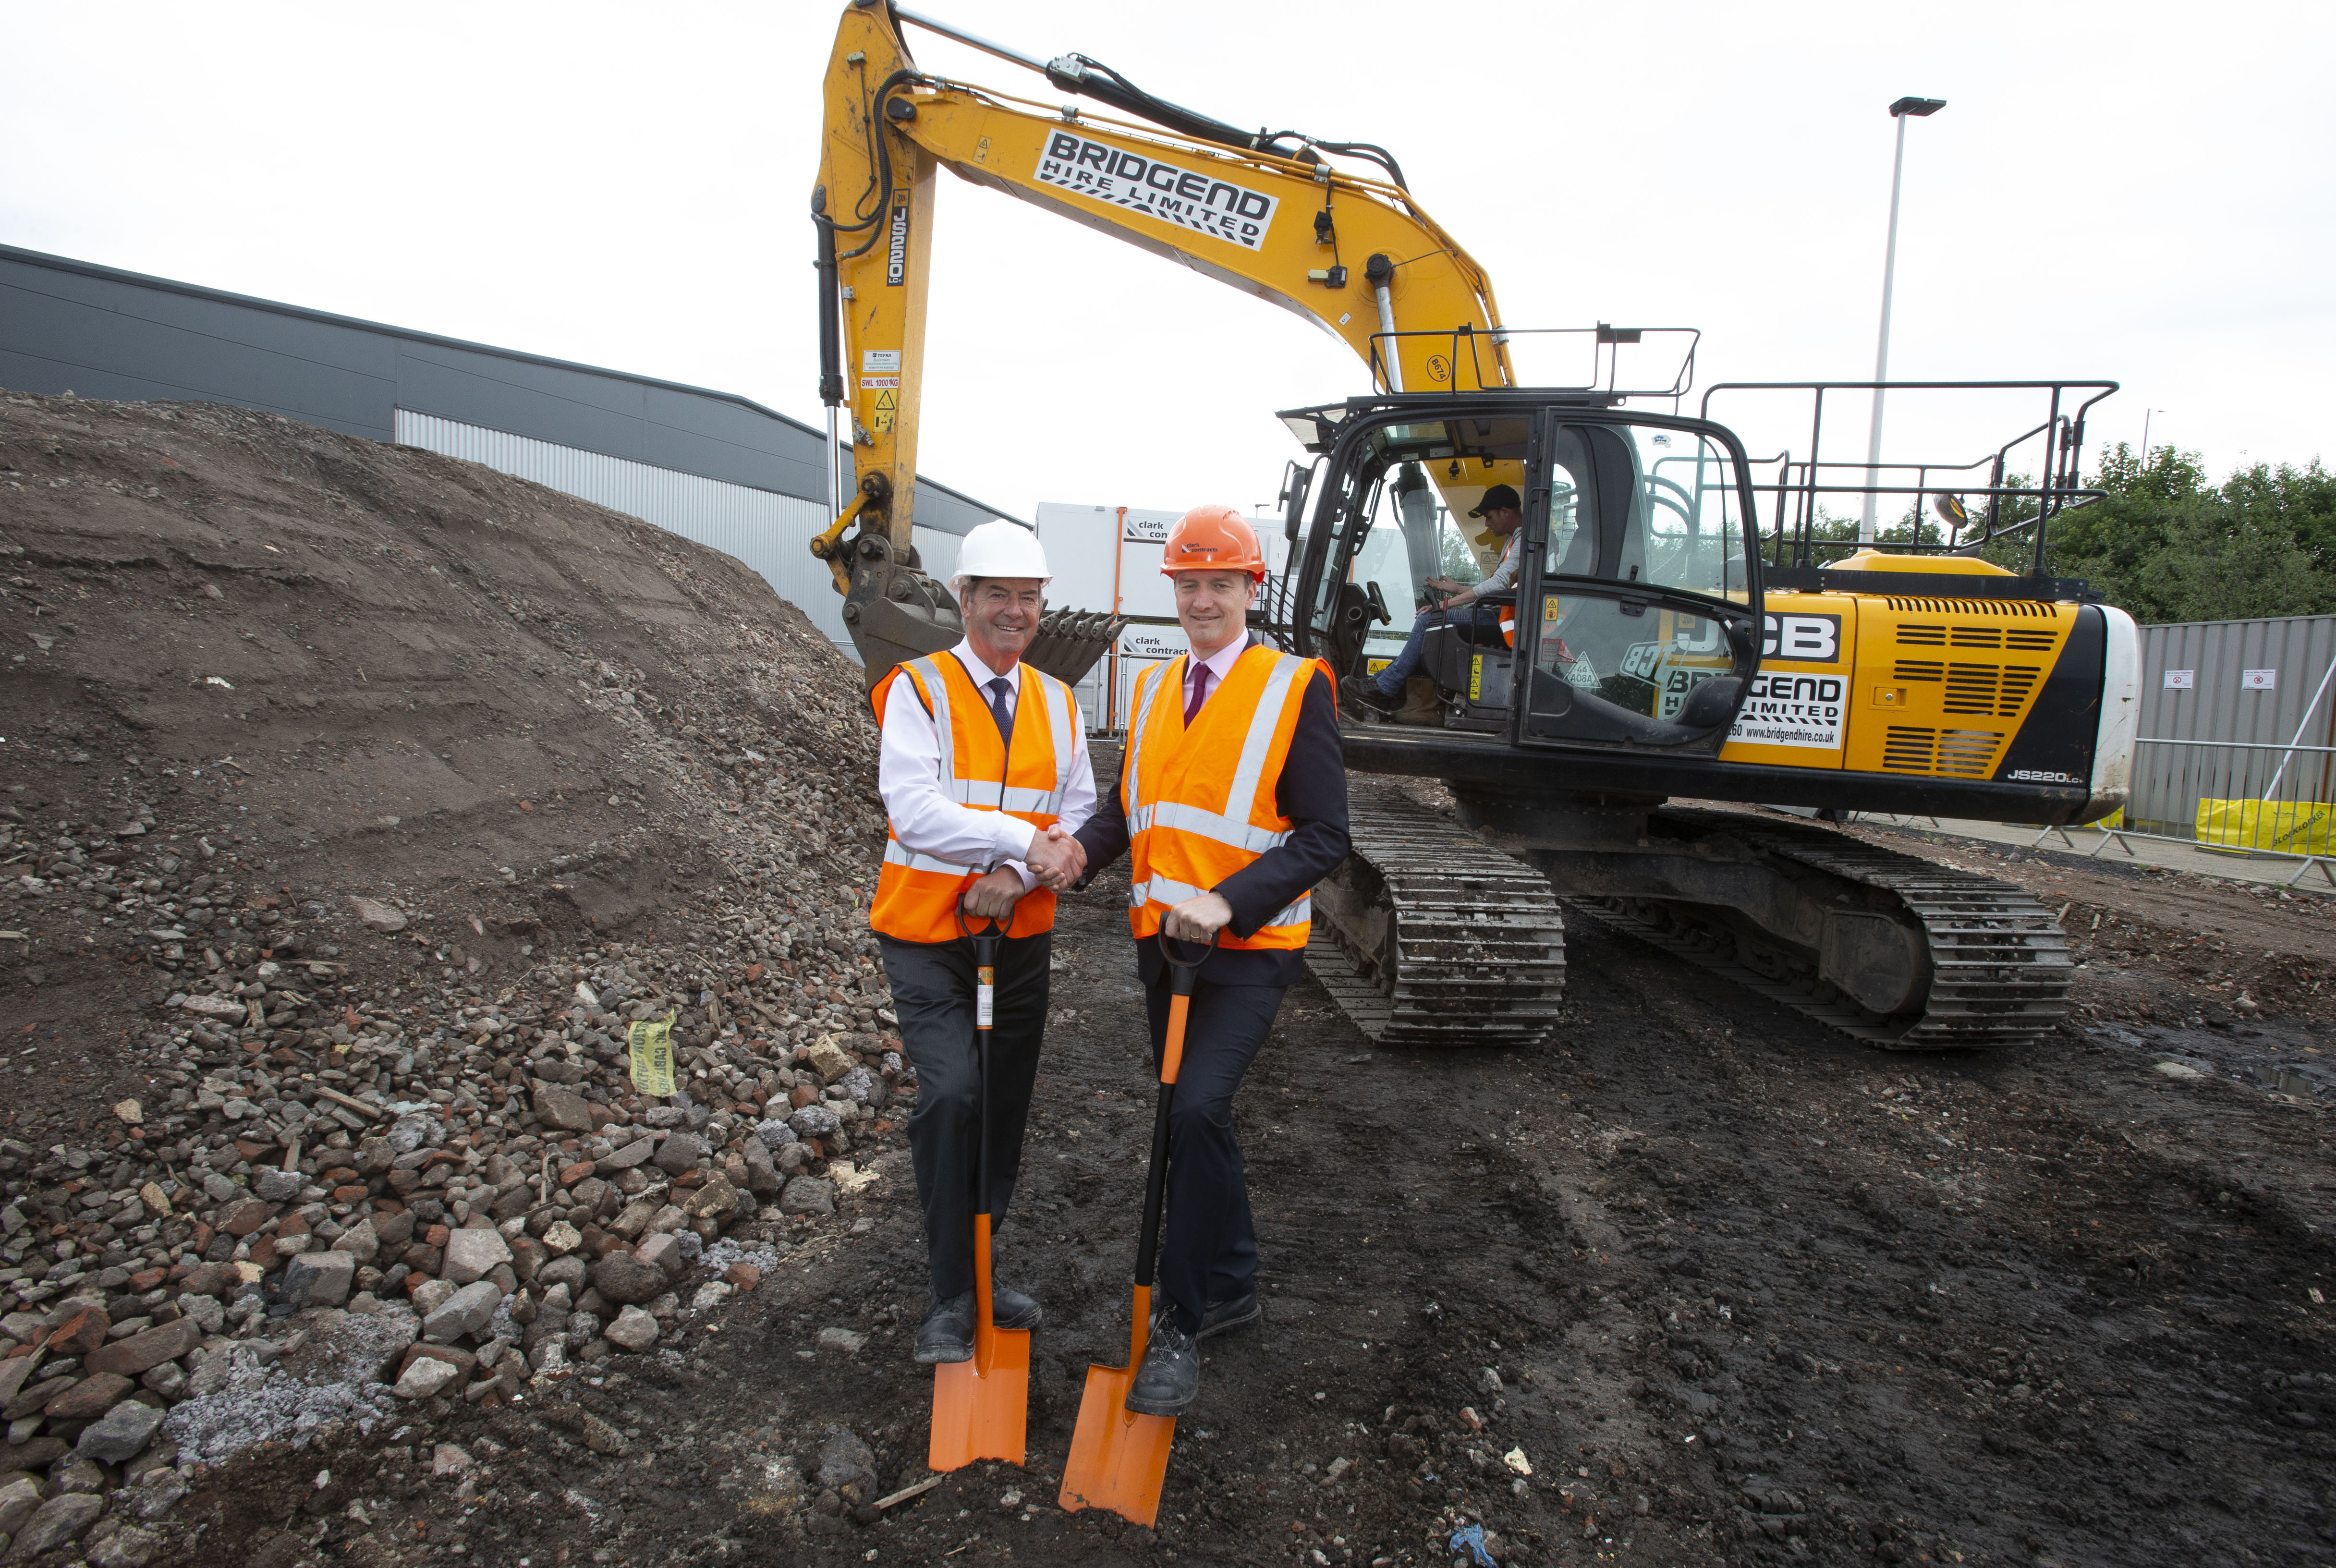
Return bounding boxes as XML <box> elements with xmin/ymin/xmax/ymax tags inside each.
<box><xmin>1056</xmin><ymin>1362</ymin><xmax>1177</xmax><ymax>1527</ymax></box>
<box><xmin>927</xmin><ymin>1327</ymin><xmax>1030</xmax><ymax>1471</ymax></box>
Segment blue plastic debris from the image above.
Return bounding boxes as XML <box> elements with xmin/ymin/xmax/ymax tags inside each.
<box><xmin>1448</xmin><ymin>1522</ymin><xmax>1496</xmax><ymax>1567</ymax></box>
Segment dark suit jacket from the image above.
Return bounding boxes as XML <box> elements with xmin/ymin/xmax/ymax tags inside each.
<box><xmin>1077</xmin><ymin>652</ymin><xmax>1350</xmax><ymax>988</ymax></box>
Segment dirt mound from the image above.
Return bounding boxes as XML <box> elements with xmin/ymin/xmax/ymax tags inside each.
<box><xmin>2</xmin><ymin>388</ymin><xmax>888</xmax><ymax>1129</ymax></box>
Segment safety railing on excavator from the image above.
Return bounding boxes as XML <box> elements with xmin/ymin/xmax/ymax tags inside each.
<box><xmin>1361</xmin><ymin>325</ymin><xmax>1701</xmax><ymax>402</ymax></box>
<box><xmin>1698</xmin><ymin>379</ymin><xmax>2119</xmax><ymax>575</ymax></box>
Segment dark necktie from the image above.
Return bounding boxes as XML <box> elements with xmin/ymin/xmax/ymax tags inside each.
<box><xmin>1184</xmin><ymin>663</ymin><xmax>1211</xmax><ymax>725</ymax></box>
<box><xmin>988</xmin><ymin>676</ymin><xmax>1014</xmax><ymax>747</ymax></box>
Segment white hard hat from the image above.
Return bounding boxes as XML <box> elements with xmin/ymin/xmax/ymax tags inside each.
<box><xmin>950</xmin><ymin>520</ymin><xmax>1049</xmax><ymax>591</ymax></box>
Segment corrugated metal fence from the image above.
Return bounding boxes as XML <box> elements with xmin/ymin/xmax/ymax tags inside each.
<box><xmin>394</xmin><ymin>409</ymin><xmax>976</xmax><ymax>656</ymax></box>
<box><xmin>2124</xmin><ymin>614</ymin><xmax>2336</xmax><ymax>866</ymax></box>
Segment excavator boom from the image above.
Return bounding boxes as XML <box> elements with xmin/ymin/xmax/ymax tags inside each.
<box><xmin>811</xmin><ymin>1</ymin><xmax>1509</xmax><ymax>679</ymax></box>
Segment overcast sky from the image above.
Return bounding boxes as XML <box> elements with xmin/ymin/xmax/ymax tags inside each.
<box><xmin>8</xmin><ymin>1</ymin><xmax>2333</xmax><ymax>532</ymax></box>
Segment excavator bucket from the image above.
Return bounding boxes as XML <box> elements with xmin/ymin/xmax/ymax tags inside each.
<box><xmin>1058</xmin><ymin>1284</ymin><xmax>1176</xmax><ymax>1527</ymax></box>
<box><xmin>927</xmin><ymin>1215</ymin><xmax>1029</xmax><ymax>1471</ymax></box>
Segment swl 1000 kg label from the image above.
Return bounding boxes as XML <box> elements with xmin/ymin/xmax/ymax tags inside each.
<box><xmin>1728</xmin><ymin>671</ymin><xmax>1845</xmax><ymax>749</ymax></box>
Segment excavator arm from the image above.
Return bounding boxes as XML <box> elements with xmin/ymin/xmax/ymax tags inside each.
<box><xmin>811</xmin><ymin>0</ymin><xmax>1510</xmax><ymax>679</ymax></box>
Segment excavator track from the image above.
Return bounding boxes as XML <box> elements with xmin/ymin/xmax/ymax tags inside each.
<box><xmin>1571</xmin><ymin>812</ymin><xmax>2070</xmax><ymax>1049</ymax></box>
<box><xmin>1306</xmin><ymin>784</ymin><xmax>1567</xmax><ymax>1048</ymax></box>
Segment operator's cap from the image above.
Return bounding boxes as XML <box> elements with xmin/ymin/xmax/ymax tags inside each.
<box><xmin>1468</xmin><ymin>484</ymin><xmax>1522</xmax><ymax>517</ymax></box>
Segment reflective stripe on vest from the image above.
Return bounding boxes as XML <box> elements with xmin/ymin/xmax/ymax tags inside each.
<box><xmin>868</xmin><ymin>654</ymin><xmax>1077</xmax><ymax>944</ymax></box>
<box><xmin>1122</xmin><ymin>645</ymin><xmax>1321</xmax><ymax>951</ymax></box>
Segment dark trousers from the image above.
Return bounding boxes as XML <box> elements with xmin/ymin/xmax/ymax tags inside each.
<box><xmin>1143</xmin><ymin>972</ymin><xmax>1285</xmax><ymax>1334</ymax></box>
<box><xmin>878</xmin><ymin>930</ymin><xmax>1051</xmax><ymax>1301</ymax></box>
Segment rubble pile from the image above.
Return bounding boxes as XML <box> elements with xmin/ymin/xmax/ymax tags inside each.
<box><xmin>0</xmin><ymin>390</ymin><xmax>923</xmax><ymax>1559</ymax></box>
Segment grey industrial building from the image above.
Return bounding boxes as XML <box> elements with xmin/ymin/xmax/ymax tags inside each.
<box><xmin>0</xmin><ymin>242</ymin><xmax>1013</xmax><ymax>653</ymax></box>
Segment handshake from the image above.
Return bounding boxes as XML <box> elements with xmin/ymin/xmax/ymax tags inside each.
<box><xmin>963</xmin><ymin>825</ymin><xmax>1086</xmax><ymax>921</ymax></box>
<box><xmin>1025</xmin><ymin>823</ymin><xmax>1087</xmax><ymax>889</ymax></box>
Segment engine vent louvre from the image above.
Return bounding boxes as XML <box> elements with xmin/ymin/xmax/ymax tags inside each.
<box><xmin>1894</xmin><ymin>660</ymin><xmax>1944</xmax><ymax>683</ymax></box>
<box><xmin>1896</xmin><ymin>624</ymin><xmax>1948</xmax><ymax>646</ymax></box>
<box><xmin>1882</xmin><ymin>727</ymin><xmax>1937</xmax><ymax>772</ymax></box>
<box><xmin>2005</xmin><ymin>628</ymin><xmax>2059</xmax><ymax>650</ymax></box>
<box><xmin>1950</xmin><ymin>626</ymin><xmax>2003</xmax><ymax>649</ymax></box>
<box><xmin>1880</xmin><ymin>725</ymin><xmax>2008</xmax><ymax>776</ymax></box>
<box><xmin>1938</xmin><ymin>729</ymin><xmax>2004</xmax><ymax>777</ymax></box>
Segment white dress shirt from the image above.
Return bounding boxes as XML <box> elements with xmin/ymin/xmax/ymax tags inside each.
<box><xmin>1181</xmin><ymin>635</ymin><xmax>1250</xmax><ymax>719</ymax></box>
<box><xmin>877</xmin><ymin>639</ymin><xmax>1096</xmax><ymax>890</ymax></box>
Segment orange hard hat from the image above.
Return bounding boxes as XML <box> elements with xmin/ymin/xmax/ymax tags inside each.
<box><xmin>1160</xmin><ymin>504</ymin><xmax>1266</xmax><ymax>580</ymax></box>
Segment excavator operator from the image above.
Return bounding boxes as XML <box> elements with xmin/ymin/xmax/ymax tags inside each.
<box><xmin>1343</xmin><ymin>484</ymin><xmax>1526</xmax><ymax>722</ymax></box>
<box><xmin>1073</xmin><ymin>505</ymin><xmax>1350</xmax><ymax>1417</ymax></box>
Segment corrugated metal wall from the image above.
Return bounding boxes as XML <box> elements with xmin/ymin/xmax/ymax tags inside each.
<box><xmin>2132</xmin><ymin>615</ymin><xmax>2336</xmax><ymax>833</ymax></box>
<box><xmin>392</xmin><ymin>409</ymin><xmax>968</xmax><ymax>657</ymax></box>
<box><xmin>393</xmin><ymin>410</ymin><xmax>825</xmax><ymax>650</ymax></box>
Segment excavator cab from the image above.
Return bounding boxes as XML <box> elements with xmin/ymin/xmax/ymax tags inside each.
<box><xmin>1288</xmin><ymin>397</ymin><xmax>1764</xmax><ymax>753</ymax></box>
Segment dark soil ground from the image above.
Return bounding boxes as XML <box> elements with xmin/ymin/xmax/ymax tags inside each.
<box><xmin>8</xmin><ymin>391</ymin><xmax>2334</xmax><ymax>1568</ymax></box>
<box><xmin>171</xmin><ymin>838</ymin><xmax>2336</xmax><ymax>1568</ymax></box>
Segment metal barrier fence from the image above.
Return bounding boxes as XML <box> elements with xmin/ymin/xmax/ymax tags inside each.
<box><xmin>2037</xmin><ymin>735</ymin><xmax>2336</xmax><ymax>887</ymax></box>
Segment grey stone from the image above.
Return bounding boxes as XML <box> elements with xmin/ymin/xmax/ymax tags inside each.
<box><xmin>788</xmin><ymin>1103</ymin><xmax>840</xmax><ymax>1140</ymax></box>
<box><xmin>441</xmin><ymin>1228</ymin><xmax>511</xmax><ymax>1287</ymax></box>
<box><xmin>75</xmin><ymin>1398</ymin><xmax>168</xmax><ymax>1464</ymax></box>
<box><xmin>177</xmin><ymin>1293</ymin><xmax>225</xmax><ymax>1337</ymax></box>
<box><xmin>0</xmin><ymin>1475</ymin><xmax>41</xmax><ymax>1538</ymax></box>
<box><xmin>753</xmin><ymin>1117</ymin><xmax>796</xmax><ymax>1150</ymax></box>
<box><xmin>386</xmin><ymin>1116</ymin><xmax>434</xmax><ymax>1156</ymax></box>
<box><xmin>253</xmin><ymin>1167</ymin><xmax>304</xmax><ymax>1203</ymax></box>
<box><xmin>409</xmin><ymin>1277</ymin><xmax>457</xmax><ymax>1318</ymax></box>
<box><xmin>421</xmin><ymin>1281</ymin><xmax>502</xmax><ymax>1345</ymax></box>
<box><xmin>532</xmin><ymin>1082</ymin><xmax>596</xmax><ymax>1133</ymax></box>
<box><xmin>779</xmin><ymin>1177</ymin><xmax>836</xmax><ymax>1216</ymax></box>
<box><xmin>90</xmin><ymin>1525</ymin><xmax>163</xmax><ymax>1568</ymax></box>
<box><xmin>539</xmin><ymin>1255</ymin><xmax>588</xmax><ymax>1293</ymax></box>
<box><xmin>653</xmin><ymin>1131</ymin><xmax>706</xmax><ymax>1175</ymax></box>
<box><xmin>201</xmin><ymin>1172</ymin><xmax>239</xmax><ymax>1204</ymax></box>
<box><xmin>816</xmin><ymin>1325</ymin><xmax>864</xmax><ymax>1356</ymax></box>
<box><xmin>392</xmin><ymin>1357</ymin><xmax>461</xmax><ymax>1399</ymax></box>
<box><xmin>10</xmin><ymin>1492</ymin><xmax>104</xmax><ymax>1556</ymax></box>
<box><xmin>633</xmin><ymin>1233</ymin><xmax>685</xmax><ymax>1279</ymax></box>
<box><xmin>817</xmin><ymin>1425</ymin><xmax>878</xmax><ymax>1499</ymax></box>
<box><xmin>282</xmin><ymin>1250</ymin><xmax>355</xmax><ymax>1310</ymax></box>
<box><xmin>349</xmin><ymin>896</ymin><xmax>408</xmax><ymax>933</ymax></box>
<box><xmin>640</xmin><ymin>1106</ymin><xmax>687</xmax><ymax>1129</ymax></box>
<box><xmin>590</xmin><ymin>1253</ymin><xmax>666</xmax><ymax>1306</ymax></box>
<box><xmin>604</xmin><ymin>1306</ymin><xmax>659</xmax><ymax>1352</ymax></box>
<box><xmin>332</xmin><ymin>1217</ymin><xmax>380</xmax><ymax>1264</ymax></box>
<box><xmin>740</xmin><ymin>1137</ymin><xmax>782</xmax><ymax>1198</ymax></box>
<box><xmin>597</xmin><ymin>1137</ymin><xmax>656</xmax><ymax>1171</ymax></box>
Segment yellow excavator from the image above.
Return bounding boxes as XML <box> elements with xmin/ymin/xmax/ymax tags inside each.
<box><xmin>809</xmin><ymin>1</ymin><xmax>2138</xmax><ymax>1051</ymax></box>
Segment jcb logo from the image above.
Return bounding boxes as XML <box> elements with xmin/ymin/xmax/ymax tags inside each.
<box><xmin>1761</xmin><ymin>613</ymin><xmax>1841</xmax><ymax>664</ymax></box>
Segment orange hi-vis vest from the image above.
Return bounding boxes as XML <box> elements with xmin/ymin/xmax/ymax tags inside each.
<box><xmin>1122</xmin><ymin>644</ymin><xmax>1330</xmax><ymax>952</ymax></box>
<box><xmin>869</xmin><ymin>653</ymin><xmax>1081</xmax><ymax>945</ymax></box>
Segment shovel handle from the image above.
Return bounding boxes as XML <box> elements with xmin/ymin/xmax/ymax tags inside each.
<box><xmin>1153</xmin><ymin>928</ymin><xmax>1216</xmax><ymax>1087</ymax></box>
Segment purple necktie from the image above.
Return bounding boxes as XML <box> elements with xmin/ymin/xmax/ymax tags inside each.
<box><xmin>1184</xmin><ymin>663</ymin><xmax>1211</xmax><ymax>725</ymax></box>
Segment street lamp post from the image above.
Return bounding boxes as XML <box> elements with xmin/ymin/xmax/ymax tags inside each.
<box><xmin>1860</xmin><ymin>95</ymin><xmax>1947</xmax><ymax>544</ymax></box>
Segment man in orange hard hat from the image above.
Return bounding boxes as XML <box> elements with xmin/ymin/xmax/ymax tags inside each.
<box><xmin>1073</xmin><ymin>504</ymin><xmax>1350</xmax><ymax>1417</ymax></box>
<box><xmin>869</xmin><ymin>520</ymin><xmax>1092</xmax><ymax>1365</ymax></box>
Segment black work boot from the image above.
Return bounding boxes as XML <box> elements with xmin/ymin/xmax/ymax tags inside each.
<box><xmin>990</xmin><ymin>1282</ymin><xmax>1042</xmax><ymax>1332</ymax></box>
<box><xmin>1152</xmin><ymin>1288</ymin><xmax>1261</xmax><ymax>1341</ymax></box>
<box><xmin>914</xmin><ymin>1292</ymin><xmax>974</xmax><ymax>1364</ymax></box>
<box><xmin>1338</xmin><ymin>674</ymin><xmax>1395</xmax><ymax>717</ymax></box>
<box><xmin>1124</xmin><ymin>1319</ymin><xmax>1201</xmax><ymax>1416</ymax></box>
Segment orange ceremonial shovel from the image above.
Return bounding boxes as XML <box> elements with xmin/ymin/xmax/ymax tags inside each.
<box><xmin>1058</xmin><ymin>927</ymin><xmax>1216</xmax><ymax>1527</ymax></box>
<box><xmin>929</xmin><ymin>898</ymin><xmax>1029</xmax><ymax>1471</ymax></box>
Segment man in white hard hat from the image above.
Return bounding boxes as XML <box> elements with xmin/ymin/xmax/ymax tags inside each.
<box><xmin>866</xmin><ymin>519</ymin><xmax>1094</xmax><ymax>1364</ymax></box>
